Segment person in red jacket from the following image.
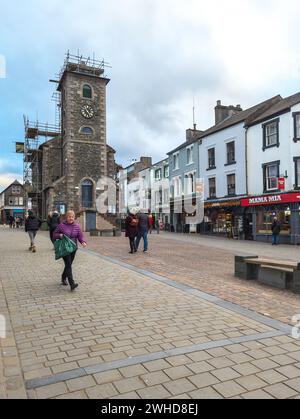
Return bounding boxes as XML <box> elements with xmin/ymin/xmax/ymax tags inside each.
<box><xmin>149</xmin><ymin>213</ymin><xmax>153</xmax><ymax>234</ymax></box>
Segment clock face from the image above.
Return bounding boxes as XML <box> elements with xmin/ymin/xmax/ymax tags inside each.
<box><xmin>81</xmin><ymin>105</ymin><xmax>94</xmax><ymax>119</ymax></box>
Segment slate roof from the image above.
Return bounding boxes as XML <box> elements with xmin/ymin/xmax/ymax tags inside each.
<box><xmin>248</xmin><ymin>92</ymin><xmax>300</xmax><ymax>126</ymax></box>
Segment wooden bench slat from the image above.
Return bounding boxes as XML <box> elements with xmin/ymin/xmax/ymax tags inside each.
<box><xmin>260</xmin><ymin>265</ymin><xmax>294</xmax><ymax>273</ymax></box>
<box><xmin>244</xmin><ymin>258</ymin><xmax>298</xmax><ymax>269</ymax></box>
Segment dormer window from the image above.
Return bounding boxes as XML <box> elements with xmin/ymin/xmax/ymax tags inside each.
<box><xmin>83</xmin><ymin>84</ymin><xmax>92</xmax><ymax>99</ymax></box>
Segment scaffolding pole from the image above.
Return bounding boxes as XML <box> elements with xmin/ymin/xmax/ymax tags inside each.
<box><xmin>23</xmin><ymin>117</ymin><xmax>60</xmax><ymax>218</ymax></box>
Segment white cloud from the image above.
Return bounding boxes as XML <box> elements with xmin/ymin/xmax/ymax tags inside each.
<box><xmin>2</xmin><ymin>0</ymin><xmax>300</xmax><ymax>167</ymax></box>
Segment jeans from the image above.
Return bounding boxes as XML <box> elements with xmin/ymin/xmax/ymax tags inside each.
<box><xmin>28</xmin><ymin>231</ymin><xmax>37</xmax><ymax>246</ymax></box>
<box><xmin>136</xmin><ymin>229</ymin><xmax>148</xmax><ymax>251</ymax></box>
<box><xmin>272</xmin><ymin>234</ymin><xmax>280</xmax><ymax>245</ymax></box>
<box><xmin>62</xmin><ymin>251</ymin><xmax>77</xmax><ymax>285</ymax></box>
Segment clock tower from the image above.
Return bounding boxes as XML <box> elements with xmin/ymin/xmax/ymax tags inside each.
<box><xmin>57</xmin><ymin>54</ymin><xmax>110</xmax><ymax>214</ymax></box>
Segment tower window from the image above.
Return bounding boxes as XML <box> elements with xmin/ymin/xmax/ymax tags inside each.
<box><xmin>81</xmin><ymin>180</ymin><xmax>93</xmax><ymax>208</ymax></box>
<box><xmin>83</xmin><ymin>84</ymin><xmax>92</xmax><ymax>99</ymax></box>
<box><xmin>80</xmin><ymin>127</ymin><xmax>94</xmax><ymax>135</ymax></box>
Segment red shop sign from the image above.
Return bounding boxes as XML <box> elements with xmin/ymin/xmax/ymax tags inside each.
<box><xmin>278</xmin><ymin>178</ymin><xmax>285</xmax><ymax>190</ymax></box>
<box><xmin>241</xmin><ymin>192</ymin><xmax>300</xmax><ymax>207</ymax></box>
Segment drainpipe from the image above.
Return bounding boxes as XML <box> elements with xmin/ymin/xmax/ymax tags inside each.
<box><xmin>245</xmin><ymin>126</ymin><xmax>249</xmax><ymax>196</ymax></box>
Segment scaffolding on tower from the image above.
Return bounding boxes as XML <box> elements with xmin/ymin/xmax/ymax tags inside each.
<box><xmin>22</xmin><ymin>117</ymin><xmax>61</xmax><ymax>217</ymax></box>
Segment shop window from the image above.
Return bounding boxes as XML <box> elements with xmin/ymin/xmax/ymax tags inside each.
<box><xmin>209</xmin><ymin>209</ymin><xmax>234</xmax><ymax>235</ymax></box>
<box><xmin>256</xmin><ymin>208</ymin><xmax>291</xmax><ymax>235</ymax></box>
<box><xmin>294</xmin><ymin>157</ymin><xmax>300</xmax><ymax>189</ymax></box>
<box><xmin>209</xmin><ymin>178</ymin><xmax>216</xmax><ymax>198</ymax></box>
<box><xmin>208</xmin><ymin>148</ymin><xmax>216</xmax><ymax>169</ymax></box>
<box><xmin>263</xmin><ymin>162</ymin><xmax>279</xmax><ymax>192</ymax></box>
<box><xmin>227</xmin><ymin>174</ymin><xmax>236</xmax><ymax>196</ymax></box>
<box><xmin>293</xmin><ymin>113</ymin><xmax>300</xmax><ymax>142</ymax></box>
<box><xmin>263</xmin><ymin>119</ymin><xmax>279</xmax><ymax>150</ymax></box>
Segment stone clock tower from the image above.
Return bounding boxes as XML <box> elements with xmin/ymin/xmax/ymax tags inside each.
<box><xmin>57</xmin><ymin>56</ymin><xmax>110</xmax><ymax>215</ymax></box>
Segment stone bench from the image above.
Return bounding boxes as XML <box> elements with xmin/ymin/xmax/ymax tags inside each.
<box><xmin>235</xmin><ymin>255</ymin><xmax>300</xmax><ymax>294</ymax></box>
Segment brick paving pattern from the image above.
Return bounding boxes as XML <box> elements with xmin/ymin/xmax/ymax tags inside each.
<box><xmin>87</xmin><ymin>232</ymin><xmax>300</xmax><ymax>325</ymax></box>
<box><xmin>1</xmin><ymin>227</ymin><xmax>300</xmax><ymax>399</ymax></box>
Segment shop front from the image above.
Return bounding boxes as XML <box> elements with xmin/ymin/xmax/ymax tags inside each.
<box><xmin>203</xmin><ymin>199</ymin><xmax>243</xmax><ymax>238</ymax></box>
<box><xmin>241</xmin><ymin>192</ymin><xmax>300</xmax><ymax>245</ymax></box>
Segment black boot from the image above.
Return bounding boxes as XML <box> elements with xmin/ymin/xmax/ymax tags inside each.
<box><xmin>70</xmin><ymin>283</ymin><xmax>78</xmax><ymax>291</ymax></box>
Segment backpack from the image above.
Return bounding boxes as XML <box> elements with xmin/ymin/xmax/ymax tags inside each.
<box><xmin>130</xmin><ymin>217</ymin><xmax>139</xmax><ymax>227</ymax></box>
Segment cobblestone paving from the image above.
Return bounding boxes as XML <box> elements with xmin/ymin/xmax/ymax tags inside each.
<box><xmin>87</xmin><ymin>232</ymin><xmax>300</xmax><ymax>325</ymax></box>
<box><xmin>1</xmin><ymin>227</ymin><xmax>300</xmax><ymax>399</ymax></box>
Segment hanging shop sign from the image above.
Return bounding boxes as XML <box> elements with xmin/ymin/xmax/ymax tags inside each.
<box><xmin>278</xmin><ymin>178</ymin><xmax>285</xmax><ymax>190</ymax></box>
<box><xmin>241</xmin><ymin>192</ymin><xmax>300</xmax><ymax>207</ymax></box>
<box><xmin>15</xmin><ymin>142</ymin><xmax>24</xmax><ymax>153</ymax></box>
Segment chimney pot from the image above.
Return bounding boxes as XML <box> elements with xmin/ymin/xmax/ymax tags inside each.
<box><xmin>217</xmin><ymin>100</ymin><xmax>221</xmax><ymax>106</ymax></box>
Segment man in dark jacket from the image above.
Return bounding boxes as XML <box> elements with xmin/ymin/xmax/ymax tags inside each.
<box><xmin>25</xmin><ymin>211</ymin><xmax>42</xmax><ymax>253</ymax></box>
<box><xmin>271</xmin><ymin>217</ymin><xmax>281</xmax><ymax>246</ymax></box>
<box><xmin>135</xmin><ymin>210</ymin><xmax>150</xmax><ymax>253</ymax></box>
<box><xmin>47</xmin><ymin>211</ymin><xmax>61</xmax><ymax>245</ymax></box>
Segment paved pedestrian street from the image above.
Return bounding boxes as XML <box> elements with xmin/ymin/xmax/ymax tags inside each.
<box><xmin>1</xmin><ymin>228</ymin><xmax>300</xmax><ymax>399</ymax></box>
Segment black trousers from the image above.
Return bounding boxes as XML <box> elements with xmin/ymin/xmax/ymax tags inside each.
<box><xmin>62</xmin><ymin>251</ymin><xmax>77</xmax><ymax>285</ymax></box>
<box><xmin>129</xmin><ymin>238</ymin><xmax>137</xmax><ymax>253</ymax></box>
<box><xmin>49</xmin><ymin>230</ymin><xmax>54</xmax><ymax>243</ymax></box>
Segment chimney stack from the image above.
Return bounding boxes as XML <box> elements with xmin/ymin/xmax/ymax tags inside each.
<box><xmin>215</xmin><ymin>101</ymin><xmax>243</xmax><ymax>125</ymax></box>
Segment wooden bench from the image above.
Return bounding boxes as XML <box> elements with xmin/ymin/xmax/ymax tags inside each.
<box><xmin>235</xmin><ymin>256</ymin><xmax>300</xmax><ymax>294</ymax></box>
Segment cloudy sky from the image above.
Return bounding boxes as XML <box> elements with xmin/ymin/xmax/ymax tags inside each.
<box><xmin>1</xmin><ymin>0</ymin><xmax>300</xmax><ymax>191</ymax></box>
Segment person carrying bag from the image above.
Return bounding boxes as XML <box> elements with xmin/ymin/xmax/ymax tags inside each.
<box><xmin>54</xmin><ymin>234</ymin><xmax>78</xmax><ymax>260</ymax></box>
<box><xmin>53</xmin><ymin>210</ymin><xmax>87</xmax><ymax>291</ymax></box>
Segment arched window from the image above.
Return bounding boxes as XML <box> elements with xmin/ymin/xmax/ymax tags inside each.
<box><xmin>83</xmin><ymin>84</ymin><xmax>92</xmax><ymax>99</ymax></box>
<box><xmin>80</xmin><ymin>127</ymin><xmax>94</xmax><ymax>135</ymax></box>
<box><xmin>81</xmin><ymin>180</ymin><xmax>93</xmax><ymax>208</ymax></box>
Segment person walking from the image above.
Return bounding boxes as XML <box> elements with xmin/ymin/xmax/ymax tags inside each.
<box><xmin>47</xmin><ymin>210</ymin><xmax>61</xmax><ymax>246</ymax></box>
<box><xmin>25</xmin><ymin>210</ymin><xmax>42</xmax><ymax>252</ymax></box>
<box><xmin>149</xmin><ymin>214</ymin><xmax>153</xmax><ymax>234</ymax></box>
<box><xmin>155</xmin><ymin>218</ymin><xmax>160</xmax><ymax>234</ymax></box>
<box><xmin>9</xmin><ymin>215</ymin><xmax>15</xmax><ymax>229</ymax></box>
<box><xmin>53</xmin><ymin>210</ymin><xmax>87</xmax><ymax>291</ymax></box>
<box><xmin>135</xmin><ymin>210</ymin><xmax>150</xmax><ymax>253</ymax></box>
<box><xmin>125</xmin><ymin>209</ymin><xmax>139</xmax><ymax>254</ymax></box>
<box><xmin>271</xmin><ymin>217</ymin><xmax>281</xmax><ymax>246</ymax></box>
